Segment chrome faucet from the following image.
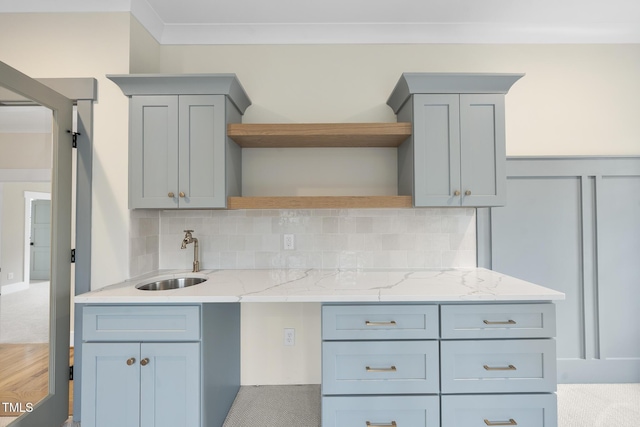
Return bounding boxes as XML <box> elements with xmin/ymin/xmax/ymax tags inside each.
<box><xmin>181</xmin><ymin>229</ymin><xmax>200</xmax><ymax>272</ymax></box>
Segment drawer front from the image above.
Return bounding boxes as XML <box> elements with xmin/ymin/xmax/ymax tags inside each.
<box><xmin>441</xmin><ymin>394</ymin><xmax>558</xmax><ymax>427</ymax></box>
<box><xmin>322</xmin><ymin>304</ymin><xmax>439</xmax><ymax>340</ymax></box>
<box><xmin>83</xmin><ymin>305</ymin><xmax>200</xmax><ymax>342</ymax></box>
<box><xmin>441</xmin><ymin>304</ymin><xmax>556</xmax><ymax>339</ymax></box>
<box><xmin>441</xmin><ymin>339</ymin><xmax>556</xmax><ymax>393</ymax></box>
<box><xmin>322</xmin><ymin>341</ymin><xmax>439</xmax><ymax>395</ymax></box>
<box><xmin>322</xmin><ymin>395</ymin><xmax>440</xmax><ymax>427</ymax></box>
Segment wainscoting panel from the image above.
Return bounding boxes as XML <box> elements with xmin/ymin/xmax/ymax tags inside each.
<box><xmin>596</xmin><ymin>176</ymin><xmax>640</xmax><ymax>361</ymax></box>
<box><xmin>477</xmin><ymin>156</ymin><xmax>640</xmax><ymax>383</ymax></box>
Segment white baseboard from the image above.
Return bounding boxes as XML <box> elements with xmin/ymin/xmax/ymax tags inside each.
<box><xmin>0</xmin><ymin>281</ymin><xmax>29</xmax><ymax>295</ymax></box>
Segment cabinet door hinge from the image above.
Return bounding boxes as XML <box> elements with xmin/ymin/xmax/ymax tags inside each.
<box><xmin>71</xmin><ymin>249</ymin><xmax>76</xmax><ymax>263</ymax></box>
<box><xmin>67</xmin><ymin>130</ymin><xmax>81</xmax><ymax>148</ymax></box>
<box><xmin>69</xmin><ymin>365</ymin><xmax>74</xmax><ymax>381</ymax></box>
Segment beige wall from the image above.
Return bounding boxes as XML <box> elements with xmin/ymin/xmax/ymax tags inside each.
<box><xmin>129</xmin><ymin>16</ymin><xmax>161</xmax><ymax>74</ymax></box>
<box><xmin>159</xmin><ymin>44</ymin><xmax>640</xmax><ymax>157</ymax></box>
<box><xmin>157</xmin><ymin>43</ymin><xmax>640</xmax><ymax>384</ymax></box>
<box><xmin>0</xmin><ymin>13</ymin><xmax>133</xmax><ymax>290</ymax></box>
<box><xmin>0</xmin><ymin>134</ymin><xmax>52</xmax><ymax>169</ymax></box>
<box><xmin>2</xmin><ymin>13</ymin><xmax>640</xmax><ymax>386</ymax></box>
<box><xmin>0</xmin><ymin>182</ymin><xmax>50</xmax><ymax>287</ymax></box>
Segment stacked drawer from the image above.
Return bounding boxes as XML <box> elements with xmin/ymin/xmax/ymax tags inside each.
<box><xmin>440</xmin><ymin>304</ymin><xmax>558</xmax><ymax>427</ymax></box>
<box><xmin>321</xmin><ymin>303</ymin><xmax>558</xmax><ymax>427</ymax></box>
<box><xmin>322</xmin><ymin>305</ymin><xmax>441</xmax><ymax>427</ymax></box>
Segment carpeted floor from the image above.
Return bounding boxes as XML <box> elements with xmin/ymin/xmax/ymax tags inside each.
<box><xmin>223</xmin><ymin>385</ymin><xmax>321</xmax><ymax>427</ymax></box>
<box><xmin>222</xmin><ymin>384</ymin><xmax>640</xmax><ymax>427</ymax></box>
<box><xmin>558</xmin><ymin>383</ymin><xmax>640</xmax><ymax>427</ymax></box>
<box><xmin>0</xmin><ymin>383</ymin><xmax>638</xmax><ymax>426</ymax></box>
<box><xmin>0</xmin><ymin>282</ymin><xmax>49</xmax><ymax>344</ymax></box>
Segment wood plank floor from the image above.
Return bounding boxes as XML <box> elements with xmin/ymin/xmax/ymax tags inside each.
<box><xmin>0</xmin><ymin>344</ymin><xmax>73</xmax><ymax>417</ymax></box>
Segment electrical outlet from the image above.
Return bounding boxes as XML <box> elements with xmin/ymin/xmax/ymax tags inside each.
<box><xmin>283</xmin><ymin>234</ymin><xmax>295</xmax><ymax>250</ymax></box>
<box><xmin>7</xmin><ymin>272</ymin><xmax>14</xmax><ymax>280</ymax></box>
<box><xmin>284</xmin><ymin>328</ymin><xmax>295</xmax><ymax>346</ymax></box>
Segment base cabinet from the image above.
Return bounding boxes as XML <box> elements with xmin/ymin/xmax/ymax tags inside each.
<box><xmin>321</xmin><ymin>302</ymin><xmax>558</xmax><ymax>427</ymax></box>
<box><xmin>82</xmin><ymin>342</ymin><xmax>200</xmax><ymax>427</ymax></box>
<box><xmin>81</xmin><ymin>304</ymin><xmax>240</xmax><ymax>427</ymax></box>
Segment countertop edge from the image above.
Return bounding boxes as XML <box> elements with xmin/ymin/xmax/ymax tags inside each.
<box><xmin>75</xmin><ymin>268</ymin><xmax>566</xmax><ymax>304</ymax></box>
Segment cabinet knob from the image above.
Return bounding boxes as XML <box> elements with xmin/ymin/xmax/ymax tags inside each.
<box><xmin>179</xmin><ymin>192</ymin><xmax>186</xmax><ymax>198</ymax></box>
<box><xmin>140</xmin><ymin>358</ymin><xmax>150</xmax><ymax>366</ymax></box>
<box><xmin>168</xmin><ymin>192</ymin><xmax>175</xmax><ymax>198</ymax></box>
<box><xmin>126</xmin><ymin>357</ymin><xmax>136</xmax><ymax>366</ymax></box>
<box><xmin>453</xmin><ymin>190</ymin><xmax>461</xmax><ymax>196</ymax></box>
<box><xmin>465</xmin><ymin>190</ymin><xmax>472</xmax><ymax>196</ymax></box>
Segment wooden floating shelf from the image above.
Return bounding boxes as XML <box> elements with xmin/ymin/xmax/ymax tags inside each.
<box><xmin>227</xmin><ymin>123</ymin><xmax>412</xmax><ymax>148</ymax></box>
<box><xmin>227</xmin><ymin>196</ymin><xmax>413</xmax><ymax>210</ymax></box>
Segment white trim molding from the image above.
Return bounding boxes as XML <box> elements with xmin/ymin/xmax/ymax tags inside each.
<box><xmin>156</xmin><ymin>22</ymin><xmax>640</xmax><ymax>45</ymax></box>
<box><xmin>2</xmin><ymin>0</ymin><xmax>640</xmax><ymax>45</ymax></box>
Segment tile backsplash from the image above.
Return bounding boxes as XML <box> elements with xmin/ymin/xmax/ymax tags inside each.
<box><xmin>130</xmin><ymin>208</ymin><xmax>476</xmax><ymax>276</ymax></box>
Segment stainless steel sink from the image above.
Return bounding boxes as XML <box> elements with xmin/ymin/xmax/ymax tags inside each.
<box><xmin>136</xmin><ymin>276</ymin><xmax>207</xmax><ymax>291</ymax></box>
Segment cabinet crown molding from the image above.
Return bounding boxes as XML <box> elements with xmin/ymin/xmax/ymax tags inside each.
<box><xmin>107</xmin><ymin>73</ymin><xmax>252</xmax><ymax>114</ymax></box>
<box><xmin>387</xmin><ymin>72</ymin><xmax>524</xmax><ymax>114</ymax></box>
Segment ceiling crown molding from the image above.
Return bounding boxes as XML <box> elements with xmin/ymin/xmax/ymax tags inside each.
<box><xmin>151</xmin><ymin>22</ymin><xmax>640</xmax><ymax>45</ymax></box>
<box><xmin>3</xmin><ymin>0</ymin><xmax>640</xmax><ymax>45</ymax></box>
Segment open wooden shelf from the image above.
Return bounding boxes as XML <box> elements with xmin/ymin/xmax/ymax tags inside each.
<box><xmin>227</xmin><ymin>123</ymin><xmax>412</xmax><ymax>148</ymax></box>
<box><xmin>226</xmin><ymin>123</ymin><xmax>413</xmax><ymax>209</ymax></box>
<box><xmin>227</xmin><ymin>196</ymin><xmax>413</xmax><ymax>210</ymax></box>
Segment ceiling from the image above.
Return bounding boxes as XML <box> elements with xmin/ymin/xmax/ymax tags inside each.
<box><xmin>2</xmin><ymin>0</ymin><xmax>640</xmax><ymax>44</ymax></box>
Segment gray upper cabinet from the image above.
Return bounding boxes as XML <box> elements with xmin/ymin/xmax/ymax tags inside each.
<box><xmin>388</xmin><ymin>73</ymin><xmax>522</xmax><ymax>207</ymax></box>
<box><xmin>108</xmin><ymin>74</ymin><xmax>251</xmax><ymax>209</ymax></box>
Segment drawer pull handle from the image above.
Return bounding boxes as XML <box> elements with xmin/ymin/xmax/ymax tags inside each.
<box><xmin>483</xmin><ymin>319</ymin><xmax>516</xmax><ymax>325</ymax></box>
<box><xmin>484</xmin><ymin>364</ymin><xmax>516</xmax><ymax>371</ymax></box>
<box><xmin>126</xmin><ymin>357</ymin><xmax>136</xmax><ymax>366</ymax></box>
<box><xmin>366</xmin><ymin>366</ymin><xmax>397</xmax><ymax>373</ymax></box>
<box><xmin>484</xmin><ymin>419</ymin><xmax>517</xmax><ymax>426</ymax></box>
<box><xmin>365</xmin><ymin>320</ymin><xmax>397</xmax><ymax>326</ymax></box>
<box><xmin>367</xmin><ymin>422</ymin><xmax>397</xmax><ymax>427</ymax></box>
<box><xmin>140</xmin><ymin>358</ymin><xmax>150</xmax><ymax>366</ymax></box>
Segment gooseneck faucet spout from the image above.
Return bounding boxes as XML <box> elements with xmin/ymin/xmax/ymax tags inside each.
<box><xmin>181</xmin><ymin>229</ymin><xmax>200</xmax><ymax>272</ymax></box>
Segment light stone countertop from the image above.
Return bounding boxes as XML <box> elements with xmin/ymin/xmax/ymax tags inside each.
<box><xmin>74</xmin><ymin>268</ymin><xmax>565</xmax><ymax>304</ymax></box>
